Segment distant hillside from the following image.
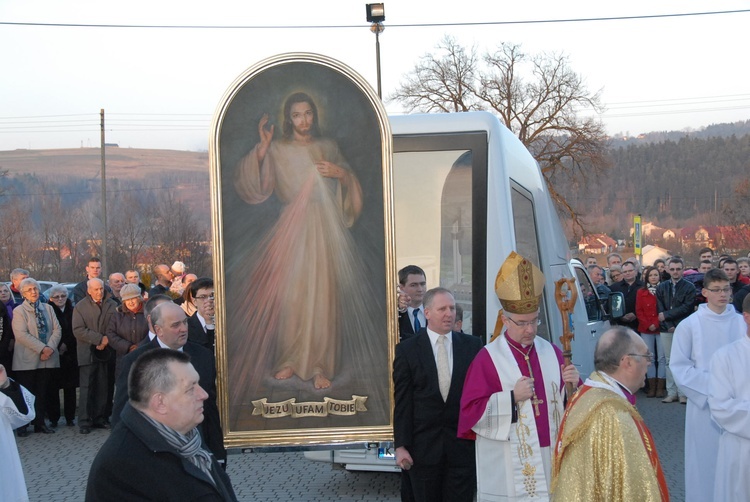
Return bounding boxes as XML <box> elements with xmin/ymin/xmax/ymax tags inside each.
<box><xmin>609</xmin><ymin>119</ymin><xmax>750</xmax><ymax>148</ymax></box>
<box><xmin>1</xmin><ymin>120</ymin><xmax>749</xmax><ymax>239</ymax></box>
<box><xmin>0</xmin><ymin>147</ymin><xmax>209</xmax><ymax>179</ymax></box>
<box><xmin>0</xmin><ymin>147</ymin><xmax>211</xmax><ymax>217</ymax></box>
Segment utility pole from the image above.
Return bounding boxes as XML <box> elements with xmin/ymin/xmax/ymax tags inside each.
<box><xmin>100</xmin><ymin>109</ymin><xmax>108</xmax><ymax>274</ymax></box>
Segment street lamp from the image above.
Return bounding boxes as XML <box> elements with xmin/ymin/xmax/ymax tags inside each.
<box><xmin>366</xmin><ymin>3</ymin><xmax>385</xmax><ymax>99</ymax></box>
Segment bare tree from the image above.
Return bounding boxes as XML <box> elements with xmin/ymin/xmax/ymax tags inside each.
<box><xmin>0</xmin><ymin>202</ymin><xmax>40</xmax><ymax>279</ymax></box>
<box><xmin>722</xmin><ymin>177</ymin><xmax>750</xmax><ymax>228</ymax></box>
<box><xmin>104</xmin><ymin>192</ymin><xmax>152</xmax><ymax>274</ymax></box>
<box><xmin>390</xmin><ymin>36</ymin><xmax>611</xmax><ymax>233</ymax></box>
<box><xmin>150</xmin><ymin>192</ymin><xmax>211</xmax><ymax>276</ymax></box>
<box><xmin>392</xmin><ymin>37</ymin><xmax>481</xmax><ymax>113</ymax></box>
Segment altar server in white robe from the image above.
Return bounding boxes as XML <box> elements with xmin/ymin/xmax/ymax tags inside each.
<box><xmin>708</xmin><ymin>293</ymin><xmax>750</xmax><ymax>501</ymax></box>
<box><xmin>459</xmin><ymin>252</ymin><xmax>579</xmax><ymax>501</ymax></box>
<box><xmin>0</xmin><ymin>363</ymin><xmax>35</xmax><ymax>502</ymax></box>
<box><xmin>670</xmin><ymin>268</ymin><xmax>745</xmax><ymax>502</ymax></box>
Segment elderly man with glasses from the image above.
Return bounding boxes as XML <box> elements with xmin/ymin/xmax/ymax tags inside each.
<box><xmin>551</xmin><ymin>326</ymin><xmax>669</xmax><ymax>501</ymax></box>
<box><xmin>670</xmin><ymin>268</ymin><xmax>745</xmax><ymax>502</ymax></box>
<box><xmin>458</xmin><ymin>252</ymin><xmax>579</xmax><ymax>501</ymax></box>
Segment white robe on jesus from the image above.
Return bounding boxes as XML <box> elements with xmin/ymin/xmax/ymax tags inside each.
<box><xmin>708</xmin><ymin>335</ymin><xmax>750</xmax><ymax>502</ymax></box>
<box><xmin>670</xmin><ymin>304</ymin><xmax>745</xmax><ymax>502</ymax></box>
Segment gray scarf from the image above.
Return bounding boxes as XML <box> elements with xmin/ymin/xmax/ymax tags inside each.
<box><xmin>139</xmin><ymin>411</ymin><xmax>217</xmax><ymax>487</ymax></box>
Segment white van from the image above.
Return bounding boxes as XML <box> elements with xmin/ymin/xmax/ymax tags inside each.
<box><xmin>305</xmin><ymin>111</ymin><xmax>619</xmax><ymax>470</ymax></box>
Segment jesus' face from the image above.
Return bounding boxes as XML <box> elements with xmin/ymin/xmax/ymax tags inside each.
<box><xmin>290</xmin><ymin>101</ymin><xmax>314</xmax><ymax>138</ymax></box>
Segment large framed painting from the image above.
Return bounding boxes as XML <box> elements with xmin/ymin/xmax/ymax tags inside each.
<box><xmin>209</xmin><ymin>53</ymin><xmax>396</xmax><ymax>447</ymax></box>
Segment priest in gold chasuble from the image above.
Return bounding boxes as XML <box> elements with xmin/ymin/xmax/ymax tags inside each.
<box><xmin>551</xmin><ymin>326</ymin><xmax>669</xmax><ymax>502</ymax></box>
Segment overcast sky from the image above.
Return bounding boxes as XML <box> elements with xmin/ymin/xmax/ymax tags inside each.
<box><xmin>1</xmin><ymin>0</ymin><xmax>749</xmax><ymax>151</ymax></box>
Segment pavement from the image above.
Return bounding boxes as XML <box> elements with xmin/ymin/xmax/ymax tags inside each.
<box><xmin>17</xmin><ymin>388</ymin><xmax>686</xmax><ymax>502</ymax></box>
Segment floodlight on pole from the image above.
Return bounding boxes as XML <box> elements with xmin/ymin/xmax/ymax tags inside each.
<box><xmin>366</xmin><ymin>3</ymin><xmax>385</xmax><ymax>99</ymax></box>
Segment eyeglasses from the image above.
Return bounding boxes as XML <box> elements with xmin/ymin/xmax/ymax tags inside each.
<box><xmin>668</xmin><ymin>267</ymin><xmax>683</xmax><ymax>272</ymax></box>
<box><xmin>195</xmin><ymin>294</ymin><xmax>215</xmax><ymax>301</ymax></box>
<box><xmin>506</xmin><ymin>316</ymin><xmax>541</xmax><ymax>328</ymax></box>
<box><xmin>705</xmin><ymin>287</ymin><xmax>732</xmax><ymax>294</ymax></box>
<box><xmin>627</xmin><ymin>352</ymin><xmax>654</xmax><ymax>363</ymax></box>
<box><xmin>51</xmin><ymin>294</ymin><xmax>68</xmax><ymax>299</ymax></box>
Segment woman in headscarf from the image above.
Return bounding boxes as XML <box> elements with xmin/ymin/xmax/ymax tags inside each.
<box><xmin>106</xmin><ymin>283</ymin><xmax>148</xmax><ymax>378</ymax></box>
<box><xmin>11</xmin><ymin>278</ymin><xmax>61</xmax><ymax>435</ymax></box>
<box><xmin>47</xmin><ymin>284</ymin><xmax>78</xmax><ymax>426</ymax></box>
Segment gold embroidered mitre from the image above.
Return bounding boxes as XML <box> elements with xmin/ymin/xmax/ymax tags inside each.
<box><xmin>495</xmin><ymin>251</ymin><xmax>545</xmax><ymax>314</ymax></box>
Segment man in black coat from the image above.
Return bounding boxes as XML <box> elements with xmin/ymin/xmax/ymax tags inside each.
<box><xmin>656</xmin><ymin>256</ymin><xmax>696</xmax><ymax>403</ymax></box>
<box><xmin>111</xmin><ymin>302</ymin><xmax>226</xmax><ymax>465</ymax></box>
<box><xmin>397</xmin><ymin>265</ymin><xmax>427</xmax><ymax>342</ymax></box>
<box><xmin>393</xmin><ymin>287</ymin><xmax>482</xmax><ymax>502</ymax></box>
<box><xmin>609</xmin><ymin>260</ymin><xmax>643</xmax><ymax>332</ymax></box>
<box><xmin>86</xmin><ymin>349</ymin><xmax>236</xmax><ymax>501</ymax></box>
<box><xmin>186</xmin><ymin>277</ymin><xmax>216</xmax><ymax>352</ymax></box>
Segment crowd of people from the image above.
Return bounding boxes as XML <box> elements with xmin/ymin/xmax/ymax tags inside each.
<box><xmin>584</xmin><ymin>248</ymin><xmax>750</xmax><ymax>402</ymax></box>
<box><xmin>0</xmin><ymin>259</ymin><xmax>214</xmax><ymax>434</ymax></box>
<box><xmin>3</xmin><ymin>246</ymin><xmax>750</xmax><ymax>501</ymax></box>
<box><xmin>394</xmin><ymin>249</ymin><xmax>750</xmax><ymax>502</ymax></box>
<box><xmin>0</xmin><ymin>257</ymin><xmax>228</xmax><ymax>500</ymax></box>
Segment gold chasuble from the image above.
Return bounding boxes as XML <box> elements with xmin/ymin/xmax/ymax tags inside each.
<box><xmin>551</xmin><ymin>372</ymin><xmax>669</xmax><ymax>502</ymax></box>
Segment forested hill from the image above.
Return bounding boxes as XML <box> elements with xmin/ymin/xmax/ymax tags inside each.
<box><xmin>1</xmin><ymin>120</ymin><xmax>749</xmax><ymax>237</ymax></box>
<box><xmin>556</xmin><ymin>129</ymin><xmax>750</xmax><ymax>233</ymax></box>
<box><xmin>609</xmin><ymin>119</ymin><xmax>750</xmax><ymax>147</ymax></box>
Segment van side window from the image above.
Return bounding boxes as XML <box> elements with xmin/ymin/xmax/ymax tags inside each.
<box><xmin>510</xmin><ymin>185</ymin><xmax>550</xmax><ymax>342</ymax></box>
<box><xmin>574</xmin><ymin>266</ymin><xmax>601</xmax><ymax>322</ymax></box>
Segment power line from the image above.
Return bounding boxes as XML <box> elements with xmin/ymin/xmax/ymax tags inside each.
<box><xmin>1</xmin><ymin>9</ymin><xmax>748</xmax><ymax>30</ymax></box>
<box><xmin>604</xmin><ymin>93</ymin><xmax>750</xmax><ymax>107</ymax></box>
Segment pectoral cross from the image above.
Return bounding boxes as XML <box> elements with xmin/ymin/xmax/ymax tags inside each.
<box><xmin>507</xmin><ymin>340</ymin><xmax>544</xmax><ymax>418</ymax></box>
<box><xmin>531</xmin><ymin>395</ymin><xmax>543</xmax><ymax>417</ymax></box>
<box><xmin>523</xmin><ymin>354</ymin><xmax>544</xmax><ymax>417</ymax></box>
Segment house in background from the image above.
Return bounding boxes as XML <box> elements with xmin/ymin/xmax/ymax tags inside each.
<box><xmin>578</xmin><ymin>233</ymin><xmax>618</xmax><ymax>255</ymax></box>
<box><xmin>679</xmin><ymin>226</ymin><xmax>721</xmax><ymax>250</ymax></box>
<box><xmin>642</xmin><ymin>245</ymin><xmax>671</xmax><ymax>266</ymax></box>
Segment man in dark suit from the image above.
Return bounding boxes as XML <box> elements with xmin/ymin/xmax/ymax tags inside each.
<box><xmin>397</xmin><ymin>265</ymin><xmax>427</xmax><ymax>341</ymax></box>
<box><xmin>393</xmin><ymin>287</ymin><xmax>482</xmax><ymax>502</ymax></box>
<box><xmin>186</xmin><ymin>278</ymin><xmax>215</xmax><ymax>352</ymax></box>
<box><xmin>111</xmin><ymin>302</ymin><xmax>226</xmax><ymax>465</ymax></box>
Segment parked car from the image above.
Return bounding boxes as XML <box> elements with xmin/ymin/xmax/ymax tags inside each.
<box><xmin>5</xmin><ymin>280</ymin><xmax>59</xmax><ymax>300</ymax></box>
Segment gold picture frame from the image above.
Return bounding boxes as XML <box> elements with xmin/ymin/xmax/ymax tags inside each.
<box><xmin>209</xmin><ymin>53</ymin><xmax>396</xmax><ymax>448</ymax></box>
